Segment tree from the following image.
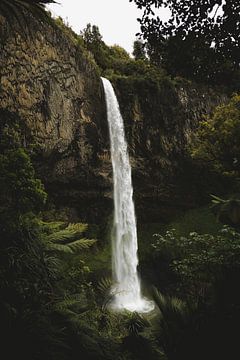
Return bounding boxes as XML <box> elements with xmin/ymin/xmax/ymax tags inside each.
<box><xmin>0</xmin><ymin>111</ymin><xmax>47</xmax><ymax>220</ymax></box>
<box><xmin>81</xmin><ymin>23</ymin><xmax>103</xmax><ymax>47</ymax></box>
<box><xmin>130</xmin><ymin>0</ymin><xmax>240</xmax><ymax>84</ymax></box>
<box><xmin>0</xmin><ymin>113</ymin><xmax>100</xmax><ymax>360</ymax></box>
<box><xmin>80</xmin><ymin>24</ymin><xmax>132</xmax><ymax>72</ymax></box>
<box><xmin>80</xmin><ymin>23</ymin><xmax>110</xmax><ymax>70</ymax></box>
<box><xmin>191</xmin><ymin>94</ymin><xmax>240</xmax><ymax>176</ymax></box>
<box><xmin>132</xmin><ymin>39</ymin><xmax>147</xmax><ymax>60</ymax></box>
<box><xmin>109</xmin><ymin>44</ymin><xmax>130</xmax><ymax>61</ymax></box>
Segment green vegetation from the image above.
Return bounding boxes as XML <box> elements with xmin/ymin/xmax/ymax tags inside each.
<box><xmin>191</xmin><ymin>94</ymin><xmax>240</xmax><ymax>176</ymax></box>
<box><xmin>1</xmin><ymin>1</ymin><xmax>240</xmax><ymax>359</ymax></box>
<box><xmin>0</xmin><ymin>112</ymin><xmax>149</xmax><ymax>360</ymax></box>
<box><xmin>80</xmin><ymin>22</ymin><xmax>169</xmax><ymax>87</ymax></box>
<box><xmin>131</xmin><ymin>0</ymin><xmax>240</xmax><ymax>88</ymax></box>
<box><xmin>149</xmin><ymin>225</ymin><xmax>240</xmax><ymax>359</ymax></box>
<box><xmin>0</xmin><ymin>0</ymin><xmax>56</xmax><ymax>35</ymax></box>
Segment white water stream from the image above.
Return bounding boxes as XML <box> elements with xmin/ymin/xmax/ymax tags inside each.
<box><xmin>101</xmin><ymin>77</ymin><xmax>154</xmax><ymax>313</ymax></box>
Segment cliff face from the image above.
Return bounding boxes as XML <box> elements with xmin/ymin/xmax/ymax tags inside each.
<box><xmin>0</xmin><ymin>16</ymin><xmax>112</xmax><ymax>221</ymax></box>
<box><xmin>113</xmin><ymin>77</ymin><xmax>227</xmax><ymax>221</ymax></box>
<box><xmin>0</xmin><ymin>16</ymin><xmax>227</xmax><ymax>223</ymax></box>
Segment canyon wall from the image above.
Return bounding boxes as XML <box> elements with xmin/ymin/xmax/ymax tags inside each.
<box><xmin>0</xmin><ymin>16</ymin><xmax>227</xmax><ymax>223</ymax></box>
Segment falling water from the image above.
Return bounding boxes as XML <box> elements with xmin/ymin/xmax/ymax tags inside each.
<box><xmin>101</xmin><ymin>77</ymin><xmax>154</xmax><ymax>313</ymax></box>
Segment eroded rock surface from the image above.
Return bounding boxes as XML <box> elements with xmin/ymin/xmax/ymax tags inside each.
<box><xmin>0</xmin><ymin>16</ymin><xmax>227</xmax><ymax>222</ymax></box>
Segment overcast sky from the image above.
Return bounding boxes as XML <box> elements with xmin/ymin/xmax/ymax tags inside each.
<box><xmin>48</xmin><ymin>0</ymin><xmax>170</xmax><ymax>55</ymax></box>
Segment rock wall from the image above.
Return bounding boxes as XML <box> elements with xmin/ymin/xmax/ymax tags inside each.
<box><xmin>113</xmin><ymin>77</ymin><xmax>227</xmax><ymax>221</ymax></box>
<box><xmin>0</xmin><ymin>16</ymin><xmax>112</xmax><ymax>222</ymax></box>
<box><xmin>0</xmin><ymin>15</ymin><xmax>227</xmax><ymax>223</ymax></box>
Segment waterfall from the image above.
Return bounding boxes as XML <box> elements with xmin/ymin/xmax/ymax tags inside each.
<box><xmin>101</xmin><ymin>77</ymin><xmax>154</xmax><ymax>313</ymax></box>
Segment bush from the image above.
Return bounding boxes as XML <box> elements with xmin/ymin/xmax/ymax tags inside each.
<box><xmin>191</xmin><ymin>94</ymin><xmax>240</xmax><ymax>177</ymax></box>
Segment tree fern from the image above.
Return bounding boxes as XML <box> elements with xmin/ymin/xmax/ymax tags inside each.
<box><xmin>39</xmin><ymin>220</ymin><xmax>65</xmax><ymax>232</ymax></box>
<box><xmin>45</xmin><ymin>237</ymin><xmax>96</xmax><ymax>254</ymax></box>
<box><xmin>0</xmin><ymin>0</ymin><xmax>57</xmax><ymax>38</ymax></box>
<box><xmin>0</xmin><ymin>0</ymin><xmax>56</xmax><ymax>21</ymax></box>
<box><xmin>67</xmin><ymin>238</ymin><xmax>96</xmax><ymax>252</ymax></box>
<box><xmin>43</xmin><ymin>222</ymin><xmax>96</xmax><ymax>254</ymax></box>
<box><xmin>46</xmin><ymin>228</ymin><xmax>80</xmax><ymax>244</ymax></box>
<box><xmin>45</xmin><ymin>242</ymin><xmax>74</xmax><ymax>254</ymax></box>
<box><xmin>45</xmin><ymin>222</ymin><xmax>90</xmax><ymax>243</ymax></box>
<box><xmin>66</xmin><ymin>223</ymin><xmax>88</xmax><ymax>233</ymax></box>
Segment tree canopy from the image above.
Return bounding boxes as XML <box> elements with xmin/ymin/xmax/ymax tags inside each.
<box><xmin>191</xmin><ymin>94</ymin><xmax>240</xmax><ymax>176</ymax></box>
<box><xmin>130</xmin><ymin>0</ymin><xmax>240</xmax><ymax>85</ymax></box>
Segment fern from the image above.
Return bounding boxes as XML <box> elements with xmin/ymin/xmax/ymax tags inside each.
<box><xmin>39</xmin><ymin>220</ymin><xmax>65</xmax><ymax>231</ymax></box>
<box><xmin>66</xmin><ymin>223</ymin><xmax>88</xmax><ymax>233</ymax></box>
<box><xmin>152</xmin><ymin>287</ymin><xmax>193</xmax><ymax>359</ymax></box>
<box><xmin>46</xmin><ymin>229</ymin><xmax>79</xmax><ymax>243</ymax></box>
<box><xmin>54</xmin><ymin>294</ymin><xmax>89</xmax><ymax>322</ymax></box>
<box><xmin>210</xmin><ymin>194</ymin><xmax>226</xmax><ymax>204</ymax></box>
<box><xmin>124</xmin><ymin>311</ymin><xmax>150</xmax><ymax>336</ymax></box>
<box><xmin>42</xmin><ymin>221</ymin><xmax>96</xmax><ymax>255</ymax></box>
<box><xmin>153</xmin><ymin>288</ymin><xmax>188</xmax><ymax>322</ymax></box>
<box><xmin>55</xmin><ymin>298</ymin><xmax>81</xmax><ymax>312</ymax></box>
<box><xmin>97</xmin><ymin>277</ymin><xmax>113</xmax><ymax>294</ymax></box>
<box><xmin>0</xmin><ymin>1</ymin><xmax>56</xmax><ymax>19</ymax></box>
<box><xmin>0</xmin><ymin>0</ymin><xmax>56</xmax><ymax>36</ymax></box>
<box><xmin>46</xmin><ymin>239</ymin><xmax>96</xmax><ymax>254</ymax></box>
<box><xmin>45</xmin><ymin>222</ymin><xmax>90</xmax><ymax>244</ymax></box>
<box><xmin>67</xmin><ymin>238</ymin><xmax>96</xmax><ymax>252</ymax></box>
<box><xmin>45</xmin><ymin>242</ymin><xmax>74</xmax><ymax>254</ymax></box>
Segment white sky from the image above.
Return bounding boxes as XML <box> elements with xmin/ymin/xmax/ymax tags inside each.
<box><xmin>48</xmin><ymin>0</ymin><xmax>170</xmax><ymax>55</ymax></box>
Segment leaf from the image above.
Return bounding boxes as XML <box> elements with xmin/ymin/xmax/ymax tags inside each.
<box><xmin>67</xmin><ymin>238</ymin><xmax>96</xmax><ymax>252</ymax></box>
<box><xmin>45</xmin><ymin>242</ymin><xmax>73</xmax><ymax>254</ymax></box>
<box><xmin>210</xmin><ymin>194</ymin><xmax>226</xmax><ymax>203</ymax></box>
<box><xmin>97</xmin><ymin>277</ymin><xmax>113</xmax><ymax>294</ymax></box>
<box><xmin>0</xmin><ymin>0</ymin><xmax>57</xmax><ymax>37</ymax></box>
<box><xmin>66</xmin><ymin>223</ymin><xmax>88</xmax><ymax>234</ymax></box>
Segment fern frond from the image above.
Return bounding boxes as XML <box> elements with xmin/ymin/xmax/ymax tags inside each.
<box><xmin>66</xmin><ymin>223</ymin><xmax>88</xmax><ymax>233</ymax></box>
<box><xmin>125</xmin><ymin>312</ymin><xmax>150</xmax><ymax>335</ymax></box>
<box><xmin>67</xmin><ymin>238</ymin><xmax>96</xmax><ymax>252</ymax></box>
<box><xmin>46</xmin><ymin>238</ymin><xmax>96</xmax><ymax>254</ymax></box>
<box><xmin>153</xmin><ymin>288</ymin><xmax>188</xmax><ymax>323</ymax></box>
<box><xmin>210</xmin><ymin>194</ymin><xmax>226</xmax><ymax>203</ymax></box>
<box><xmin>45</xmin><ymin>223</ymin><xmax>89</xmax><ymax>243</ymax></box>
<box><xmin>55</xmin><ymin>298</ymin><xmax>80</xmax><ymax>311</ymax></box>
<box><xmin>97</xmin><ymin>277</ymin><xmax>113</xmax><ymax>294</ymax></box>
<box><xmin>46</xmin><ymin>228</ymin><xmax>78</xmax><ymax>243</ymax></box>
<box><xmin>0</xmin><ymin>0</ymin><xmax>56</xmax><ymax>36</ymax></box>
<box><xmin>45</xmin><ymin>242</ymin><xmax>74</xmax><ymax>254</ymax></box>
<box><xmin>54</xmin><ymin>294</ymin><xmax>89</xmax><ymax>318</ymax></box>
<box><xmin>43</xmin><ymin>254</ymin><xmax>61</xmax><ymax>267</ymax></box>
<box><xmin>40</xmin><ymin>220</ymin><xmax>65</xmax><ymax>231</ymax></box>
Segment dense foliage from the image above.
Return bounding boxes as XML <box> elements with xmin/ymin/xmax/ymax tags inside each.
<box><xmin>191</xmin><ymin>94</ymin><xmax>240</xmax><ymax>176</ymax></box>
<box><xmin>0</xmin><ymin>113</ymin><xmax>114</xmax><ymax>360</ymax></box>
<box><xmin>80</xmin><ymin>22</ymin><xmax>169</xmax><ymax>85</ymax></box>
<box><xmin>130</xmin><ymin>0</ymin><xmax>240</xmax><ymax>86</ymax></box>
<box><xmin>150</xmin><ymin>226</ymin><xmax>240</xmax><ymax>359</ymax></box>
<box><xmin>0</xmin><ymin>111</ymin><xmax>163</xmax><ymax>360</ymax></box>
